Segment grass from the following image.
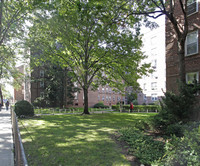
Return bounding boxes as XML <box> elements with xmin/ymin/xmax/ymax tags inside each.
<box><xmin>19</xmin><ymin>113</ymin><xmax>156</xmax><ymax>166</ymax></box>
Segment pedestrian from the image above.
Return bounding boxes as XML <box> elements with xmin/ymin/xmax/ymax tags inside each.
<box><xmin>6</xmin><ymin>101</ymin><xmax>9</xmax><ymax>110</ymax></box>
<box><xmin>130</xmin><ymin>102</ymin><xmax>134</xmax><ymax>112</ymax></box>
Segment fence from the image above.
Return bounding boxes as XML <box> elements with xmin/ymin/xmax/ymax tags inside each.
<box><xmin>11</xmin><ymin>109</ymin><xmax>28</xmax><ymax>166</ymax></box>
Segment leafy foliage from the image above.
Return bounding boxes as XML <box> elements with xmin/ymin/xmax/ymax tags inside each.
<box><xmin>152</xmin><ymin>84</ymin><xmax>198</xmax><ymax>134</ymax></box>
<box><xmin>93</xmin><ymin>102</ymin><xmax>109</xmax><ymax>108</ymax></box>
<box><xmin>27</xmin><ymin>0</ymin><xmax>151</xmax><ymax>114</ymax></box>
<box><xmin>119</xmin><ymin>127</ymin><xmax>165</xmax><ymax>165</ymax></box>
<box><xmin>154</xmin><ymin>122</ymin><xmax>200</xmax><ymax>166</ymax></box>
<box><xmin>14</xmin><ymin>100</ymin><xmax>34</xmax><ymax>117</ymax></box>
<box><xmin>32</xmin><ymin>62</ymin><xmax>79</xmax><ymax>108</ymax></box>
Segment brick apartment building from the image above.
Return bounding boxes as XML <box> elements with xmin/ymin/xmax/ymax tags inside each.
<box><xmin>166</xmin><ymin>0</ymin><xmax>200</xmax><ymax>92</ymax></box>
<box><xmin>15</xmin><ymin>64</ymin><xmax>124</xmax><ymax>107</ymax></box>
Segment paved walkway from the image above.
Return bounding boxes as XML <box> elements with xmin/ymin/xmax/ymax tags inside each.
<box><xmin>0</xmin><ymin>108</ymin><xmax>14</xmax><ymax>166</ymax></box>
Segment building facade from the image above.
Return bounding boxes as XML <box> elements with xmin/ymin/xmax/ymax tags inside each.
<box><xmin>15</xmin><ymin>64</ymin><xmax>124</xmax><ymax>108</ymax></box>
<box><xmin>137</xmin><ymin>16</ymin><xmax>166</xmax><ymax>104</ymax></box>
<box><xmin>74</xmin><ymin>85</ymin><xmax>124</xmax><ymax>107</ymax></box>
<box><xmin>166</xmin><ymin>0</ymin><xmax>200</xmax><ymax>92</ymax></box>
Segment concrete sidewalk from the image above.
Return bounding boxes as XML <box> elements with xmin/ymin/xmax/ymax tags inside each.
<box><xmin>0</xmin><ymin>108</ymin><xmax>14</xmax><ymax>166</ymax></box>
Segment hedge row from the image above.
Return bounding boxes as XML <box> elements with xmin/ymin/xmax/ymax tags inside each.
<box><xmin>112</xmin><ymin>105</ymin><xmax>160</xmax><ymax>112</ymax></box>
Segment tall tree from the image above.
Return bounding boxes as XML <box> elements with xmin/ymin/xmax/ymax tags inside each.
<box><xmin>28</xmin><ymin>0</ymin><xmax>151</xmax><ymax>114</ymax></box>
<box><xmin>125</xmin><ymin>0</ymin><xmax>193</xmax><ymax>85</ymax></box>
<box><xmin>0</xmin><ymin>0</ymin><xmax>39</xmax><ymax>104</ymax></box>
<box><xmin>32</xmin><ymin>61</ymin><xmax>78</xmax><ymax>108</ymax></box>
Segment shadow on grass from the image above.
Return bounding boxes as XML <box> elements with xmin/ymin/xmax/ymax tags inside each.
<box><xmin>19</xmin><ymin>113</ymin><xmax>156</xmax><ymax>166</ymax></box>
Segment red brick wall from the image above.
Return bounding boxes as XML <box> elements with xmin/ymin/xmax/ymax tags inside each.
<box><xmin>166</xmin><ymin>1</ymin><xmax>200</xmax><ymax>93</ymax></box>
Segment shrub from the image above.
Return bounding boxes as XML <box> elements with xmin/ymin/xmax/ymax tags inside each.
<box><xmin>165</xmin><ymin>123</ymin><xmax>184</xmax><ymax>137</ymax></box>
<box><xmin>14</xmin><ymin>100</ymin><xmax>34</xmax><ymax>117</ymax></box>
<box><xmin>154</xmin><ymin>123</ymin><xmax>200</xmax><ymax>166</ymax></box>
<box><xmin>93</xmin><ymin>102</ymin><xmax>109</xmax><ymax>108</ymax></box>
<box><xmin>119</xmin><ymin>127</ymin><xmax>165</xmax><ymax>165</ymax></box>
<box><xmin>112</xmin><ymin>105</ymin><xmax>120</xmax><ymax>111</ymax></box>
<box><xmin>152</xmin><ymin>84</ymin><xmax>198</xmax><ymax>134</ymax></box>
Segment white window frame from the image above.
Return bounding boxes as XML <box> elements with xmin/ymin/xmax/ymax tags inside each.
<box><xmin>186</xmin><ymin>72</ymin><xmax>199</xmax><ymax>84</ymax></box>
<box><xmin>185</xmin><ymin>30</ymin><xmax>198</xmax><ymax>56</ymax></box>
<box><xmin>40</xmin><ymin>81</ymin><xmax>44</xmax><ymax>88</ymax></box>
<box><xmin>40</xmin><ymin>70</ymin><xmax>44</xmax><ymax>77</ymax></box>
<box><xmin>187</xmin><ymin>0</ymin><xmax>198</xmax><ymax>16</ymax></box>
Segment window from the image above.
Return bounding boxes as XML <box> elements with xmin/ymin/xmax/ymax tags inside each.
<box><xmin>106</xmin><ymin>88</ymin><xmax>108</xmax><ymax>93</ymax></box>
<box><xmin>74</xmin><ymin>92</ymin><xmax>78</xmax><ymax>99</ymax></box>
<box><xmin>185</xmin><ymin>31</ymin><xmax>198</xmax><ymax>56</ymax></box>
<box><xmin>40</xmin><ymin>70</ymin><xmax>44</xmax><ymax>77</ymax></box>
<box><xmin>98</xmin><ymin>95</ymin><xmax>100</xmax><ymax>101</ymax></box>
<box><xmin>109</xmin><ymin>96</ymin><xmax>111</xmax><ymax>101</ymax></box>
<box><xmin>187</xmin><ymin>0</ymin><xmax>198</xmax><ymax>16</ymax></box>
<box><xmin>151</xmin><ymin>94</ymin><xmax>158</xmax><ymax>101</ymax></box>
<box><xmin>113</xmin><ymin>96</ymin><xmax>115</xmax><ymax>101</ymax></box>
<box><xmin>40</xmin><ymin>81</ymin><xmax>44</xmax><ymax>88</ymax></box>
<box><xmin>151</xmin><ymin>72</ymin><xmax>158</xmax><ymax>79</ymax></box>
<box><xmin>151</xmin><ymin>59</ymin><xmax>157</xmax><ymax>69</ymax></box>
<box><xmin>144</xmin><ymin>95</ymin><xmax>147</xmax><ymax>101</ymax></box>
<box><xmin>151</xmin><ymin>82</ymin><xmax>157</xmax><ymax>90</ymax></box>
<box><xmin>102</xmin><ymin>87</ymin><xmax>105</xmax><ymax>93</ymax></box>
<box><xmin>117</xmin><ymin>96</ymin><xmax>121</xmax><ymax>101</ymax></box>
<box><xmin>106</xmin><ymin>96</ymin><xmax>108</xmax><ymax>101</ymax></box>
<box><xmin>186</xmin><ymin>72</ymin><xmax>199</xmax><ymax>84</ymax></box>
<box><xmin>143</xmin><ymin>83</ymin><xmax>147</xmax><ymax>91</ymax></box>
<box><xmin>102</xmin><ymin>96</ymin><xmax>104</xmax><ymax>101</ymax></box>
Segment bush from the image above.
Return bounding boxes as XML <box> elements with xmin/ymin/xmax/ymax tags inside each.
<box><xmin>14</xmin><ymin>100</ymin><xmax>34</xmax><ymax>117</ymax></box>
<box><xmin>119</xmin><ymin>127</ymin><xmax>165</xmax><ymax>165</ymax></box>
<box><xmin>154</xmin><ymin>123</ymin><xmax>200</xmax><ymax>166</ymax></box>
<box><xmin>152</xmin><ymin>84</ymin><xmax>198</xmax><ymax>134</ymax></box>
<box><xmin>93</xmin><ymin>102</ymin><xmax>109</xmax><ymax>108</ymax></box>
<box><xmin>112</xmin><ymin>105</ymin><xmax>120</xmax><ymax>111</ymax></box>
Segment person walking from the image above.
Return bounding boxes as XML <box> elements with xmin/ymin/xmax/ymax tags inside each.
<box><xmin>130</xmin><ymin>102</ymin><xmax>134</xmax><ymax>112</ymax></box>
<box><xmin>5</xmin><ymin>101</ymin><xmax>9</xmax><ymax>111</ymax></box>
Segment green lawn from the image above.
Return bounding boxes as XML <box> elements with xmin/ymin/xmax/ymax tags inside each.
<box><xmin>19</xmin><ymin>113</ymin><xmax>156</xmax><ymax>166</ymax></box>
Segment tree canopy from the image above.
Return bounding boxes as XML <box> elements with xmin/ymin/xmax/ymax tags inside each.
<box><xmin>27</xmin><ymin>0</ymin><xmax>151</xmax><ymax>114</ymax></box>
<box><xmin>0</xmin><ymin>0</ymin><xmax>40</xmax><ymax>104</ymax></box>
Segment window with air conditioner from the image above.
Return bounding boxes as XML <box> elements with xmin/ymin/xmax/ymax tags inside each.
<box><xmin>187</xmin><ymin>0</ymin><xmax>198</xmax><ymax>16</ymax></box>
<box><xmin>185</xmin><ymin>31</ymin><xmax>198</xmax><ymax>56</ymax></box>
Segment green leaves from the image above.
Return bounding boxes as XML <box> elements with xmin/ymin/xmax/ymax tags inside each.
<box><xmin>119</xmin><ymin>127</ymin><xmax>165</xmax><ymax>165</ymax></box>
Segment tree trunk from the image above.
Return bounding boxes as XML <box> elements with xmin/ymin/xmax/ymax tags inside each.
<box><xmin>178</xmin><ymin>39</ymin><xmax>186</xmax><ymax>84</ymax></box>
<box><xmin>83</xmin><ymin>87</ymin><xmax>90</xmax><ymax>114</ymax></box>
<box><xmin>0</xmin><ymin>86</ymin><xmax>3</xmax><ymax>105</ymax></box>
